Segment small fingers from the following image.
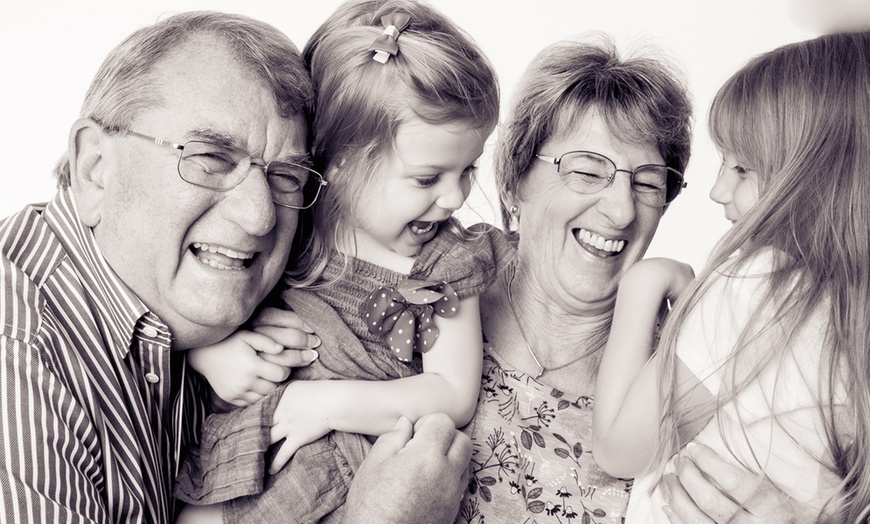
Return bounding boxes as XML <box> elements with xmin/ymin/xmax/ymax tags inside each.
<box><xmin>237</xmin><ymin>331</ymin><xmax>285</xmax><ymax>355</ymax></box>
<box><xmin>267</xmin><ymin>437</ymin><xmax>299</xmax><ymax>475</ymax></box>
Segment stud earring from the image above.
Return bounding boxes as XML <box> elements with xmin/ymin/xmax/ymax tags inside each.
<box><xmin>508</xmin><ymin>205</ymin><xmax>520</xmax><ymax>232</ymax></box>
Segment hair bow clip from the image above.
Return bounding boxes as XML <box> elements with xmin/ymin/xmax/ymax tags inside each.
<box><xmin>368</xmin><ymin>12</ymin><xmax>411</xmax><ymax>64</ymax></box>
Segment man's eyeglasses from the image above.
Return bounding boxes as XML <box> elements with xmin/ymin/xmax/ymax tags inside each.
<box><xmin>128</xmin><ymin>131</ymin><xmax>327</xmax><ymax>209</ymax></box>
<box><xmin>535</xmin><ymin>150</ymin><xmax>686</xmax><ymax>207</ymax></box>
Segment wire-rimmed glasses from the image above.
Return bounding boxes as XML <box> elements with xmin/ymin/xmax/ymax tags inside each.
<box><xmin>128</xmin><ymin>131</ymin><xmax>327</xmax><ymax>209</ymax></box>
<box><xmin>535</xmin><ymin>150</ymin><xmax>686</xmax><ymax>206</ymax></box>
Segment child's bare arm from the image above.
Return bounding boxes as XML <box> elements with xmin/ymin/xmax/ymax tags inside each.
<box><xmin>593</xmin><ymin>258</ymin><xmax>694</xmax><ymax>478</ymax></box>
<box><xmin>267</xmin><ymin>295</ymin><xmax>483</xmax><ymax>473</ymax></box>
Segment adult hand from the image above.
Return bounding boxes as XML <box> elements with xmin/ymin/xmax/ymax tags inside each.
<box><xmin>344</xmin><ymin>414</ymin><xmax>471</xmax><ymax>524</ymax></box>
<box><xmin>251</xmin><ymin>306</ymin><xmax>322</xmax><ymax>365</ymax></box>
<box><xmin>662</xmin><ymin>443</ymin><xmax>814</xmax><ymax>523</ymax></box>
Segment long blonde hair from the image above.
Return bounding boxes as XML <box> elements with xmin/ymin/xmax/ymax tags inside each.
<box><xmin>656</xmin><ymin>31</ymin><xmax>870</xmax><ymax>521</ymax></box>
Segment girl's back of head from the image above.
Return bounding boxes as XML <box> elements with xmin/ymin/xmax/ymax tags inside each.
<box><xmin>291</xmin><ymin>0</ymin><xmax>499</xmax><ymax>283</ymax></box>
<box><xmin>659</xmin><ymin>31</ymin><xmax>870</xmax><ymax>522</ymax></box>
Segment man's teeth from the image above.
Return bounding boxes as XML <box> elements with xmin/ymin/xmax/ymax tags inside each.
<box><xmin>577</xmin><ymin>228</ymin><xmax>625</xmax><ymax>253</ymax></box>
<box><xmin>410</xmin><ymin>222</ymin><xmax>435</xmax><ymax>235</ymax></box>
<box><xmin>191</xmin><ymin>242</ymin><xmax>254</xmax><ymax>270</ymax></box>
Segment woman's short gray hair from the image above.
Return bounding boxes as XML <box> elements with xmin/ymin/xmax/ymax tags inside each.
<box><xmin>495</xmin><ymin>34</ymin><xmax>692</xmax><ymax>229</ymax></box>
<box><xmin>54</xmin><ymin>11</ymin><xmax>314</xmax><ymax>188</ymax></box>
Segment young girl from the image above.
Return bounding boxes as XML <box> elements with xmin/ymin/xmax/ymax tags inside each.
<box><xmin>176</xmin><ymin>0</ymin><xmax>509</xmax><ymax>521</ymax></box>
<box><xmin>593</xmin><ymin>31</ymin><xmax>869</xmax><ymax>522</ymax></box>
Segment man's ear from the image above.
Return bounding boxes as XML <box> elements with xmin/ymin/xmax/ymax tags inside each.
<box><xmin>68</xmin><ymin>118</ymin><xmax>110</xmax><ymax>227</ymax></box>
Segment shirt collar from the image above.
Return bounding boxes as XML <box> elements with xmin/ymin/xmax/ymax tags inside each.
<box><xmin>45</xmin><ymin>189</ymin><xmax>162</xmax><ymax>358</ymax></box>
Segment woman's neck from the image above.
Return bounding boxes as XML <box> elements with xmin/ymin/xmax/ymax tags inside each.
<box><xmin>482</xmin><ymin>269</ymin><xmax>614</xmax><ymax>395</ymax></box>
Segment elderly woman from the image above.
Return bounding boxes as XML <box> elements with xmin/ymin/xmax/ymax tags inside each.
<box><xmin>457</xmin><ymin>36</ymin><xmax>815</xmax><ymax>524</ymax></box>
<box><xmin>454</xmin><ymin>36</ymin><xmax>692</xmax><ymax>523</ymax></box>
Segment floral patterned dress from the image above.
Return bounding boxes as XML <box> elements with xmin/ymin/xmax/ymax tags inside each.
<box><xmin>458</xmin><ymin>350</ymin><xmax>632</xmax><ymax>524</ymax></box>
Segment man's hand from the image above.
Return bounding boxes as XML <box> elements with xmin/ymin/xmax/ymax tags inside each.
<box><xmin>663</xmin><ymin>443</ymin><xmax>814</xmax><ymax>523</ymax></box>
<box><xmin>344</xmin><ymin>414</ymin><xmax>471</xmax><ymax>524</ymax></box>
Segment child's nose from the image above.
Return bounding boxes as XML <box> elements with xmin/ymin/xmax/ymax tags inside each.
<box><xmin>436</xmin><ymin>180</ymin><xmax>467</xmax><ymax>211</ymax></box>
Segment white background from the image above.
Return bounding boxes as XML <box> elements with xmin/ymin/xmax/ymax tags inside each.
<box><xmin>0</xmin><ymin>0</ymin><xmax>815</xmax><ymax>272</ymax></box>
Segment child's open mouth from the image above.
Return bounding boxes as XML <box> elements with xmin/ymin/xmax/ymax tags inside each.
<box><xmin>409</xmin><ymin>221</ymin><xmax>436</xmax><ymax>235</ymax></box>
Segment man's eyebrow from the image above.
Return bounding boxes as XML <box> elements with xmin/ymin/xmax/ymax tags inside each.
<box><xmin>185</xmin><ymin>128</ymin><xmax>246</xmax><ymax>150</ymax></box>
<box><xmin>278</xmin><ymin>152</ymin><xmax>313</xmax><ymax>167</ymax></box>
<box><xmin>184</xmin><ymin>128</ymin><xmax>311</xmax><ymax>166</ymax></box>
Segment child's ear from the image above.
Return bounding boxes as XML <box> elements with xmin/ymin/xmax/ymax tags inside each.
<box><xmin>68</xmin><ymin>118</ymin><xmax>111</xmax><ymax>227</ymax></box>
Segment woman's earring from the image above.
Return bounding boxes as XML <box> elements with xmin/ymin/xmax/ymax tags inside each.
<box><xmin>508</xmin><ymin>205</ymin><xmax>520</xmax><ymax>232</ymax></box>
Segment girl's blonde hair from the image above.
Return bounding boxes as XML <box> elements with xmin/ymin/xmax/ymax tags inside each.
<box><xmin>656</xmin><ymin>31</ymin><xmax>870</xmax><ymax>521</ymax></box>
<box><xmin>288</xmin><ymin>0</ymin><xmax>499</xmax><ymax>285</ymax></box>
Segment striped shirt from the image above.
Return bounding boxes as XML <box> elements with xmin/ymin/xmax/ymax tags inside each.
<box><xmin>0</xmin><ymin>189</ymin><xmax>209</xmax><ymax>523</ymax></box>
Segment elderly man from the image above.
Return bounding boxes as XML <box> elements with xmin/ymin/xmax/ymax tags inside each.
<box><xmin>0</xmin><ymin>11</ymin><xmax>469</xmax><ymax>523</ymax></box>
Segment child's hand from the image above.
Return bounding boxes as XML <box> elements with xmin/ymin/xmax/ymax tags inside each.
<box><xmin>268</xmin><ymin>381</ymin><xmax>332</xmax><ymax>474</ymax></box>
<box><xmin>187</xmin><ymin>330</ymin><xmax>316</xmax><ymax>407</ymax></box>
<box><xmin>621</xmin><ymin>257</ymin><xmax>695</xmax><ymax>305</ymax></box>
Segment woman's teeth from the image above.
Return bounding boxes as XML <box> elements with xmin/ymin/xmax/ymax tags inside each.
<box><xmin>577</xmin><ymin>228</ymin><xmax>625</xmax><ymax>253</ymax></box>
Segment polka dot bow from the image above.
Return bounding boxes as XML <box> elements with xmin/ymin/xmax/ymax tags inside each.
<box><xmin>364</xmin><ymin>279</ymin><xmax>459</xmax><ymax>362</ymax></box>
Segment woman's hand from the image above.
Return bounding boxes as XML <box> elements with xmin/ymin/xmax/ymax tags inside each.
<box><xmin>662</xmin><ymin>443</ymin><xmax>814</xmax><ymax>523</ymax></box>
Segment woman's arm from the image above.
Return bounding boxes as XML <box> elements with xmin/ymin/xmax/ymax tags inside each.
<box><xmin>268</xmin><ymin>295</ymin><xmax>483</xmax><ymax>473</ymax></box>
<box><xmin>593</xmin><ymin>258</ymin><xmax>694</xmax><ymax>478</ymax></box>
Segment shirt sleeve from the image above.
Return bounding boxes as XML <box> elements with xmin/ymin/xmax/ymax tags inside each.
<box><xmin>0</xmin><ymin>335</ymin><xmax>110</xmax><ymax>522</ymax></box>
<box><xmin>174</xmin><ymin>382</ymin><xmax>286</xmax><ymax>504</ymax></box>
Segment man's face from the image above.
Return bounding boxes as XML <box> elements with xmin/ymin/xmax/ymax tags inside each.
<box><xmin>84</xmin><ymin>37</ymin><xmax>306</xmax><ymax>348</ymax></box>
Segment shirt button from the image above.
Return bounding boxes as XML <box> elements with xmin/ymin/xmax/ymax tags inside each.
<box><xmin>142</xmin><ymin>326</ymin><xmax>159</xmax><ymax>338</ymax></box>
<box><xmin>145</xmin><ymin>373</ymin><xmax>160</xmax><ymax>384</ymax></box>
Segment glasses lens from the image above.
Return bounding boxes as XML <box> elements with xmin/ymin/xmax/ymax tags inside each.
<box><xmin>267</xmin><ymin>162</ymin><xmax>322</xmax><ymax>209</ymax></box>
<box><xmin>558</xmin><ymin>152</ymin><xmax>614</xmax><ymax>194</ymax></box>
<box><xmin>179</xmin><ymin>141</ymin><xmax>248</xmax><ymax>189</ymax></box>
<box><xmin>631</xmin><ymin>166</ymin><xmax>669</xmax><ymax>207</ymax></box>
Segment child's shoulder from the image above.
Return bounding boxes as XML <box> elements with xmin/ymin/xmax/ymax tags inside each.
<box><xmin>412</xmin><ymin>219</ymin><xmax>515</xmax><ymax>299</ymax></box>
<box><xmin>712</xmin><ymin>248</ymin><xmax>777</xmax><ymax>282</ymax></box>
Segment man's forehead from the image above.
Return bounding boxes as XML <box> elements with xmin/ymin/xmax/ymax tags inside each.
<box><xmin>142</xmin><ymin>40</ymin><xmax>308</xmax><ymax>160</ymax></box>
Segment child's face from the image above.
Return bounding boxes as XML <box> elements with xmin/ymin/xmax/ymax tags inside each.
<box><xmin>353</xmin><ymin>117</ymin><xmax>486</xmax><ymax>257</ymax></box>
<box><xmin>709</xmin><ymin>152</ymin><xmax>759</xmax><ymax>224</ymax></box>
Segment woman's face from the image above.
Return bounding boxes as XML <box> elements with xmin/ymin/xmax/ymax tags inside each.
<box><xmin>513</xmin><ymin>109</ymin><xmax>666</xmax><ymax>310</ymax></box>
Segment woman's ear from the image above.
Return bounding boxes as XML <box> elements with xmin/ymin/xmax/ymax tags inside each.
<box><xmin>68</xmin><ymin>118</ymin><xmax>110</xmax><ymax>227</ymax></box>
